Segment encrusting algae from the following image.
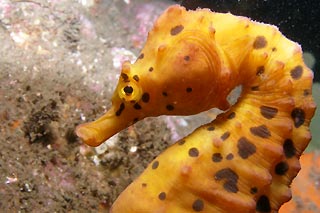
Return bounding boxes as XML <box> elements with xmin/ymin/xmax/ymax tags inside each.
<box><xmin>76</xmin><ymin>5</ymin><xmax>316</xmax><ymax>213</ymax></box>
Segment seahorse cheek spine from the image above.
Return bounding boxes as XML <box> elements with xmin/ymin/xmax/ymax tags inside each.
<box><xmin>75</xmin><ymin>5</ymin><xmax>316</xmax><ymax>213</ymax></box>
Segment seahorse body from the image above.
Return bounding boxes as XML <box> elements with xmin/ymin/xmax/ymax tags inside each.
<box><xmin>76</xmin><ymin>5</ymin><xmax>316</xmax><ymax>213</ymax></box>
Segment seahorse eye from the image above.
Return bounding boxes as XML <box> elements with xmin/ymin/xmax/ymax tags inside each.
<box><xmin>118</xmin><ymin>81</ymin><xmax>142</xmax><ymax>103</ymax></box>
<box><xmin>123</xmin><ymin>85</ymin><xmax>134</xmax><ymax>95</ymax></box>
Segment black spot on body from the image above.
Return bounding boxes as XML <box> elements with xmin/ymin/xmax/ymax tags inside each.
<box><xmin>275</xmin><ymin>161</ymin><xmax>289</xmax><ymax>175</ymax></box>
<box><xmin>121</xmin><ymin>73</ymin><xmax>129</xmax><ymax>82</ymax></box>
<box><xmin>152</xmin><ymin>161</ymin><xmax>159</xmax><ymax>169</ymax></box>
<box><xmin>227</xmin><ymin>112</ymin><xmax>236</xmax><ymax>119</ymax></box>
<box><xmin>290</xmin><ymin>65</ymin><xmax>303</xmax><ymax>80</ymax></box>
<box><xmin>212</xmin><ymin>153</ymin><xmax>223</xmax><ymax>162</ymax></box>
<box><xmin>115</xmin><ymin>103</ymin><xmax>125</xmax><ymax>116</ymax></box>
<box><xmin>149</xmin><ymin>67</ymin><xmax>154</xmax><ymax>72</ymax></box>
<box><xmin>250</xmin><ymin>125</ymin><xmax>271</xmax><ymax>138</ymax></box>
<box><xmin>138</xmin><ymin>53</ymin><xmax>144</xmax><ymax>59</ymax></box>
<box><xmin>184</xmin><ymin>55</ymin><xmax>190</xmax><ymax>61</ymax></box>
<box><xmin>250</xmin><ymin>187</ymin><xmax>258</xmax><ymax>194</ymax></box>
<box><xmin>177</xmin><ymin>139</ymin><xmax>185</xmax><ymax>145</ymax></box>
<box><xmin>166</xmin><ymin>104</ymin><xmax>174</xmax><ymax>111</ymax></box>
<box><xmin>272</xmin><ymin>47</ymin><xmax>277</xmax><ymax>52</ymax></box>
<box><xmin>142</xmin><ymin>183</ymin><xmax>147</xmax><ymax>187</ymax></box>
<box><xmin>303</xmin><ymin>89</ymin><xmax>310</xmax><ymax>96</ymax></box>
<box><xmin>134</xmin><ymin>103</ymin><xmax>142</xmax><ymax>110</ymax></box>
<box><xmin>226</xmin><ymin>153</ymin><xmax>234</xmax><ymax>160</ymax></box>
<box><xmin>158</xmin><ymin>192</ymin><xmax>166</xmax><ymax>200</ymax></box>
<box><xmin>291</xmin><ymin>108</ymin><xmax>305</xmax><ymax>128</ymax></box>
<box><xmin>207</xmin><ymin>126</ymin><xmax>215</xmax><ymax>131</ymax></box>
<box><xmin>283</xmin><ymin>139</ymin><xmax>296</xmax><ymax>158</ymax></box>
<box><xmin>162</xmin><ymin>92</ymin><xmax>168</xmax><ymax>97</ymax></box>
<box><xmin>251</xmin><ymin>86</ymin><xmax>259</xmax><ymax>91</ymax></box>
<box><xmin>133</xmin><ymin>75</ymin><xmax>139</xmax><ymax>82</ymax></box>
<box><xmin>221</xmin><ymin>131</ymin><xmax>230</xmax><ymax>141</ymax></box>
<box><xmin>253</xmin><ymin>36</ymin><xmax>267</xmax><ymax>49</ymax></box>
<box><xmin>260</xmin><ymin>106</ymin><xmax>278</xmax><ymax>119</ymax></box>
<box><xmin>186</xmin><ymin>87</ymin><xmax>192</xmax><ymax>93</ymax></box>
<box><xmin>192</xmin><ymin>199</ymin><xmax>204</xmax><ymax>212</ymax></box>
<box><xmin>237</xmin><ymin>137</ymin><xmax>256</xmax><ymax>159</ymax></box>
<box><xmin>142</xmin><ymin>93</ymin><xmax>150</xmax><ymax>103</ymax></box>
<box><xmin>256</xmin><ymin>195</ymin><xmax>271</xmax><ymax>212</ymax></box>
<box><xmin>215</xmin><ymin>168</ymin><xmax>239</xmax><ymax>193</ymax></box>
<box><xmin>170</xmin><ymin>25</ymin><xmax>184</xmax><ymax>36</ymax></box>
<box><xmin>189</xmin><ymin>147</ymin><xmax>199</xmax><ymax>157</ymax></box>
<box><xmin>256</xmin><ymin>66</ymin><xmax>265</xmax><ymax>76</ymax></box>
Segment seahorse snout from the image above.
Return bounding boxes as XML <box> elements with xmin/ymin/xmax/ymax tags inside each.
<box><xmin>75</xmin><ymin>105</ymin><xmax>139</xmax><ymax>147</ymax></box>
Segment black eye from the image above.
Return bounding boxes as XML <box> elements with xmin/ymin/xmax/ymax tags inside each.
<box><xmin>123</xmin><ymin>86</ymin><xmax>133</xmax><ymax>95</ymax></box>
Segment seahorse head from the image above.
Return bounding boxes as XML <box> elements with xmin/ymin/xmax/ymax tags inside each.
<box><xmin>76</xmin><ymin>6</ymin><xmax>232</xmax><ymax>147</ymax></box>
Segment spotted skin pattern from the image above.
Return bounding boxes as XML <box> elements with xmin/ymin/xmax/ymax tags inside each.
<box><xmin>75</xmin><ymin>5</ymin><xmax>316</xmax><ymax>213</ymax></box>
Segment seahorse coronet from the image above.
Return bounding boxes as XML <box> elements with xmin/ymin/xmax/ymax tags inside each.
<box><xmin>75</xmin><ymin>5</ymin><xmax>316</xmax><ymax>212</ymax></box>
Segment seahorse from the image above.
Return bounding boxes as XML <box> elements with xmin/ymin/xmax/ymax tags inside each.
<box><xmin>76</xmin><ymin>5</ymin><xmax>316</xmax><ymax>212</ymax></box>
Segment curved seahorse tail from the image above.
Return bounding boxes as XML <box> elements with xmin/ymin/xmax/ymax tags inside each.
<box><xmin>235</xmin><ymin>22</ymin><xmax>316</xmax><ymax>210</ymax></box>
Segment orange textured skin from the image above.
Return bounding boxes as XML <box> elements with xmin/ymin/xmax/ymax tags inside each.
<box><xmin>76</xmin><ymin>5</ymin><xmax>316</xmax><ymax>213</ymax></box>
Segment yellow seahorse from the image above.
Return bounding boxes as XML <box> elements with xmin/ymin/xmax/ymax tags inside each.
<box><xmin>76</xmin><ymin>5</ymin><xmax>316</xmax><ymax>212</ymax></box>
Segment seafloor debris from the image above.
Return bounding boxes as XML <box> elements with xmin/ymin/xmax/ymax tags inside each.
<box><xmin>23</xmin><ymin>99</ymin><xmax>59</xmax><ymax>144</ymax></box>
